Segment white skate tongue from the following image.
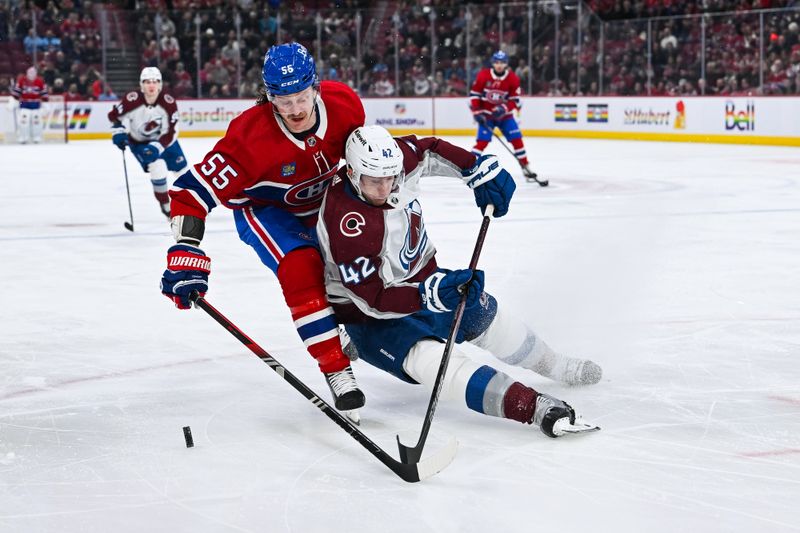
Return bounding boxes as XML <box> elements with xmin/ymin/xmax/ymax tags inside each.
<box><xmin>552</xmin><ymin>417</ymin><xmax>601</xmax><ymax>436</ymax></box>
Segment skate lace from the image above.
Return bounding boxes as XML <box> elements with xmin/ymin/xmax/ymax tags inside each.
<box><xmin>326</xmin><ymin>367</ymin><xmax>358</xmax><ymax>396</ymax></box>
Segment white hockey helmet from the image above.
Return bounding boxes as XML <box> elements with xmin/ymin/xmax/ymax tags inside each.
<box><xmin>345</xmin><ymin>126</ymin><xmax>405</xmax><ymax>206</ymax></box>
<box><xmin>140</xmin><ymin>67</ymin><xmax>163</xmax><ymax>87</ymax></box>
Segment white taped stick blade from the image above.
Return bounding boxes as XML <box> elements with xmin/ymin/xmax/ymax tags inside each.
<box><xmin>414</xmin><ymin>437</ymin><xmax>458</xmax><ymax>481</ymax></box>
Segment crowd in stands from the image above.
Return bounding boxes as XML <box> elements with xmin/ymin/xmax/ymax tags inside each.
<box><xmin>1</xmin><ymin>0</ymin><xmax>799</xmax><ymax>100</ymax></box>
<box><xmin>0</xmin><ymin>0</ymin><xmax>118</xmax><ymax>101</ymax></box>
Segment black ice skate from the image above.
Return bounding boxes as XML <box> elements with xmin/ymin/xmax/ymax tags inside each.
<box><xmin>523</xmin><ymin>165</ymin><xmax>549</xmax><ymax>187</ymax></box>
<box><xmin>324</xmin><ymin>365</ymin><xmax>365</xmax><ymax>411</ymax></box>
<box><xmin>532</xmin><ymin>393</ymin><xmax>599</xmax><ymax>438</ymax></box>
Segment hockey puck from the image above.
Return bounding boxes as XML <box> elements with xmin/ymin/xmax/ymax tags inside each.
<box><xmin>183</xmin><ymin>426</ymin><xmax>194</xmax><ymax>448</ymax></box>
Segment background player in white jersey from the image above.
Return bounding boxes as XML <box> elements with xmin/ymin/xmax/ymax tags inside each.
<box><xmin>108</xmin><ymin>67</ymin><xmax>187</xmax><ymax>218</ymax></box>
<box><xmin>316</xmin><ymin>126</ymin><xmax>601</xmax><ymax>437</ymax></box>
<box><xmin>11</xmin><ymin>66</ymin><xmax>48</xmax><ymax>144</ymax></box>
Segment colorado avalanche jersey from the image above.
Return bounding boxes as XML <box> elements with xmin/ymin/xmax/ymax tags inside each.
<box><xmin>107</xmin><ymin>90</ymin><xmax>179</xmax><ymax>147</ymax></box>
<box><xmin>469</xmin><ymin>68</ymin><xmax>522</xmax><ymax>120</ymax></box>
<box><xmin>317</xmin><ymin>136</ymin><xmax>477</xmax><ymax>322</ymax></box>
<box><xmin>12</xmin><ymin>76</ymin><xmax>48</xmax><ymax>109</ymax></box>
<box><xmin>169</xmin><ymin>81</ymin><xmax>365</xmax><ymax>220</ymax></box>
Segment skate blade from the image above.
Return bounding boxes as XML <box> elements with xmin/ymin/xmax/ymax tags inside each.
<box><xmin>552</xmin><ymin>417</ymin><xmax>600</xmax><ymax>436</ymax></box>
<box><xmin>343</xmin><ymin>409</ymin><xmax>361</xmax><ymax>426</ymax></box>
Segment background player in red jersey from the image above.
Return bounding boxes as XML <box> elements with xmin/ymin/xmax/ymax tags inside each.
<box><xmin>108</xmin><ymin>67</ymin><xmax>188</xmax><ymax>218</ymax></box>
<box><xmin>159</xmin><ymin>43</ymin><xmax>367</xmax><ymax>418</ymax></box>
<box><xmin>11</xmin><ymin>66</ymin><xmax>48</xmax><ymax>144</ymax></box>
<box><xmin>470</xmin><ymin>51</ymin><xmax>538</xmax><ymax>182</ymax></box>
<box><xmin>316</xmin><ymin>126</ymin><xmax>601</xmax><ymax>437</ymax></box>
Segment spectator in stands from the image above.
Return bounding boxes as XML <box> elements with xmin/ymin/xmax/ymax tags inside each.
<box><xmin>64</xmin><ymin>82</ymin><xmax>81</xmax><ymax>101</ymax></box>
<box><xmin>172</xmin><ymin>62</ymin><xmax>194</xmax><ymax>98</ymax></box>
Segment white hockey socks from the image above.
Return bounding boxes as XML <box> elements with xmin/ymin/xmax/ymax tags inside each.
<box><xmin>472</xmin><ymin>305</ymin><xmax>602</xmax><ymax>385</ymax></box>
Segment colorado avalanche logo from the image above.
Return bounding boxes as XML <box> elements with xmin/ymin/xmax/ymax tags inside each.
<box><xmin>399</xmin><ymin>200</ymin><xmax>427</xmax><ymax>270</ymax></box>
<box><xmin>284</xmin><ymin>167</ymin><xmax>338</xmax><ymax>206</ymax></box>
<box><xmin>139</xmin><ymin>117</ymin><xmax>163</xmax><ymax>137</ymax></box>
<box><xmin>340</xmin><ymin>211</ymin><xmax>366</xmax><ymax>237</ymax></box>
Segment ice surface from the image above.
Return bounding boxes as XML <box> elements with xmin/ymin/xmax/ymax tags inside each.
<box><xmin>1</xmin><ymin>136</ymin><xmax>798</xmax><ymax>532</ymax></box>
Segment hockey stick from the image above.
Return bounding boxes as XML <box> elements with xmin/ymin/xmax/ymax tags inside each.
<box><xmin>121</xmin><ymin>150</ymin><xmax>135</xmax><ymax>231</ymax></box>
<box><xmin>188</xmin><ymin>291</ymin><xmax>457</xmax><ymax>483</ymax></box>
<box><xmin>491</xmin><ymin>130</ymin><xmax>549</xmax><ymax>187</ymax></box>
<box><xmin>397</xmin><ymin>204</ymin><xmax>494</xmax><ymax>465</ymax></box>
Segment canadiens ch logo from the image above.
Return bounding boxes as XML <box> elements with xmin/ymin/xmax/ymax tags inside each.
<box><xmin>281</xmin><ymin>162</ymin><xmax>296</xmax><ymax>177</ymax></box>
<box><xmin>284</xmin><ymin>167</ymin><xmax>338</xmax><ymax>206</ymax></box>
<box><xmin>340</xmin><ymin>211</ymin><xmax>366</xmax><ymax>237</ymax></box>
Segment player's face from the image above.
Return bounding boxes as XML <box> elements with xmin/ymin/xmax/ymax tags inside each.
<box><xmin>492</xmin><ymin>61</ymin><xmax>507</xmax><ymax>74</ymax></box>
<box><xmin>359</xmin><ymin>174</ymin><xmax>396</xmax><ymax>206</ymax></box>
<box><xmin>141</xmin><ymin>79</ymin><xmax>161</xmax><ymax>99</ymax></box>
<box><xmin>272</xmin><ymin>86</ymin><xmax>317</xmax><ymax>133</ymax></box>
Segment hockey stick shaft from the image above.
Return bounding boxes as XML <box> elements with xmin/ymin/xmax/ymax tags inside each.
<box><xmin>121</xmin><ymin>150</ymin><xmax>134</xmax><ymax>231</ymax></box>
<box><xmin>188</xmin><ymin>292</ymin><xmax>456</xmax><ymax>483</ymax></box>
<box><xmin>491</xmin><ymin>130</ymin><xmax>548</xmax><ymax>186</ymax></box>
<box><xmin>397</xmin><ymin>205</ymin><xmax>493</xmax><ymax>464</ymax></box>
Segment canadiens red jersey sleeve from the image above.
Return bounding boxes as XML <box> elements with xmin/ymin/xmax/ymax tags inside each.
<box><xmin>320</xmin><ymin>80</ymin><xmax>366</xmax><ymax>137</ymax></box>
<box><xmin>168</xmin><ymin>113</ymin><xmax>262</xmax><ymax>220</ymax></box>
<box><xmin>506</xmin><ymin>70</ymin><xmax>522</xmax><ymax>113</ymax></box>
<box><xmin>318</xmin><ymin>180</ymin><xmax>427</xmax><ymax>321</ymax></box>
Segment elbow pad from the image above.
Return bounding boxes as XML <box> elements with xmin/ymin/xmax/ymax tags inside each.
<box><xmin>171</xmin><ymin>215</ymin><xmax>205</xmax><ymax>246</ymax></box>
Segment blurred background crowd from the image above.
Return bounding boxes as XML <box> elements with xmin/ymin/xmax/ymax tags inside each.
<box><xmin>1</xmin><ymin>0</ymin><xmax>798</xmax><ymax>100</ymax></box>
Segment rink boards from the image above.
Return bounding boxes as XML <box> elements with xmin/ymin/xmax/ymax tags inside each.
<box><xmin>2</xmin><ymin>95</ymin><xmax>798</xmax><ymax>146</ymax></box>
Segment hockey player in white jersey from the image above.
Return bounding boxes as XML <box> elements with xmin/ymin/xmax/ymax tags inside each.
<box><xmin>108</xmin><ymin>67</ymin><xmax>187</xmax><ymax>218</ymax></box>
<box><xmin>316</xmin><ymin>126</ymin><xmax>601</xmax><ymax>437</ymax></box>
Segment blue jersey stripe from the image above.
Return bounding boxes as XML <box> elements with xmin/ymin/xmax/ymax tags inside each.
<box><xmin>297</xmin><ymin>314</ymin><xmax>338</xmax><ymax>341</ymax></box>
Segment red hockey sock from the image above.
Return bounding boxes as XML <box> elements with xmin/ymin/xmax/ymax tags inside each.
<box><xmin>503</xmin><ymin>382</ymin><xmax>538</xmax><ymax>424</ymax></box>
<box><xmin>154</xmin><ymin>191</ymin><xmax>170</xmax><ymax>204</ymax></box>
<box><xmin>510</xmin><ymin>138</ymin><xmax>529</xmax><ymax>166</ymax></box>
<box><xmin>472</xmin><ymin>139</ymin><xmax>489</xmax><ymax>153</ymax></box>
<box><xmin>276</xmin><ymin>247</ymin><xmax>348</xmax><ymax>374</ymax></box>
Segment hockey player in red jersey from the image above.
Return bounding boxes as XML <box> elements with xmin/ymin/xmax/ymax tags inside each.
<box><xmin>316</xmin><ymin>126</ymin><xmax>601</xmax><ymax>437</ymax></box>
<box><xmin>159</xmin><ymin>43</ymin><xmax>367</xmax><ymax>417</ymax></box>
<box><xmin>108</xmin><ymin>67</ymin><xmax>188</xmax><ymax>218</ymax></box>
<box><xmin>470</xmin><ymin>51</ymin><xmax>538</xmax><ymax>182</ymax></box>
<box><xmin>11</xmin><ymin>66</ymin><xmax>48</xmax><ymax>144</ymax></box>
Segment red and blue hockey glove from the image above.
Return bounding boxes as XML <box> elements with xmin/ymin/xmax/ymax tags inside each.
<box><xmin>161</xmin><ymin>244</ymin><xmax>211</xmax><ymax>309</ymax></box>
<box><xmin>462</xmin><ymin>154</ymin><xmax>516</xmax><ymax>217</ymax></box>
<box><xmin>472</xmin><ymin>110</ymin><xmax>490</xmax><ymax>127</ymax></box>
<box><xmin>419</xmin><ymin>268</ymin><xmax>485</xmax><ymax>313</ymax></box>
<box><xmin>491</xmin><ymin>104</ymin><xmax>509</xmax><ymax>120</ymax></box>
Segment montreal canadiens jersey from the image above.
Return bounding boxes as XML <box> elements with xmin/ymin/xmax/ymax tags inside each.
<box><xmin>107</xmin><ymin>90</ymin><xmax>179</xmax><ymax>147</ymax></box>
<box><xmin>169</xmin><ymin>81</ymin><xmax>365</xmax><ymax>220</ymax></box>
<box><xmin>469</xmin><ymin>67</ymin><xmax>522</xmax><ymax>119</ymax></box>
<box><xmin>12</xmin><ymin>76</ymin><xmax>48</xmax><ymax>109</ymax></box>
<box><xmin>317</xmin><ymin>136</ymin><xmax>477</xmax><ymax>322</ymax></box>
